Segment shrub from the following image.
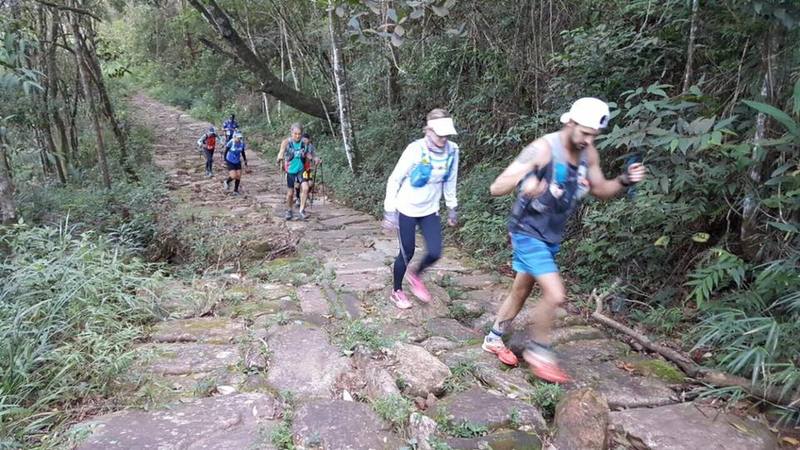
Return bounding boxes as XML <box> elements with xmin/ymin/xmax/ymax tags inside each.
<box><xmin>0</xmin><ymin>223</ymin><xmax>161</xmax><ymax>446</ymax></box>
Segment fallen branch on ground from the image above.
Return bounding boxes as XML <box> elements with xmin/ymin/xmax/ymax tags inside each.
<box><xmin>590</xmin><ymin>287</ymin><xmax>800</xmax><ymax>409</ymax></box>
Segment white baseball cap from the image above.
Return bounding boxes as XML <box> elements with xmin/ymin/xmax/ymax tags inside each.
<box><xmin>559</xmin><ymin>97</ymin><xmax>610</xmax><ymax>130</ymax></box>
<box><xmin>427</xmin><ymin>117</ymin><xmax>458</xmax><ymax>136</ymax></box>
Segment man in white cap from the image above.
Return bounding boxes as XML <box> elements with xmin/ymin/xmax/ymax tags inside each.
<box><xmin>480</xmin><ymin>97</ymin><xmax>646</xmax><ymax>383</ymax></box>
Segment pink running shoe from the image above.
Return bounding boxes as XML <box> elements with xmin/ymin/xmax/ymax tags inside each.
<box><xmin>390</xmin><ymin>290</ymin><xmax>412</xmax><ymax>309</ymax></box>
<box><xmin>406</xmin><ymin>271</ymin><xmax>432</xmax><ymax>303</ymax></box>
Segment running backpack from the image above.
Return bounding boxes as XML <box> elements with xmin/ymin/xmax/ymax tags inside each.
<box><xmin>203</xmin><ymin>133</ymin><xmax>217</xmax><ymax>150</ymax></box>
<box><xmin>409</xmin><ymin>142</ymin><xmax>455</xmax><ymax>187</ymax></box>
<box><xmin>285</xmin><ymin>140</ymin><xmax>306</xmax><ymax>174</ymax></box>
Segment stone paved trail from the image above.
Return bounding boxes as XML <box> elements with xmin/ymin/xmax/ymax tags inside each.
<box><xmin>70</xmin><ymin>95</ymin><xmax>779</xmax><ymax>449</ymax></box>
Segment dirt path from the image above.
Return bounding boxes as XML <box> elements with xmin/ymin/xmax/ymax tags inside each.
<box><xmin>69</xmin><ymin>95</ymin><xmax>778</xmax><ymax>449</ymax></box>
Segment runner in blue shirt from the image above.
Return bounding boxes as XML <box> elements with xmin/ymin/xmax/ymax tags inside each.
<box><xmin>222</xmin><ymin>132</ymin><xmax>248</xmax><ymax>196</ymax></box>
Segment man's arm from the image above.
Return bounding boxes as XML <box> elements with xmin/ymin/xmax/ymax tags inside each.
<box><xmin>586</xmin><ymin>146</ymin><xmax>646</xmax><ymax>200</ymax></box>
<box><xmin>489</xmin><ymin>138</ymin><xmax>550</xmax><ymax>196</ymax></box>
<box><xmin>276</xmin><ymin>139</ymin><xmax>288</xmax><ymax>168</ymax></box>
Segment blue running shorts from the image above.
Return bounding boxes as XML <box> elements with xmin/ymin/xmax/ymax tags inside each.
<box><xmin>511</xmin><ymin>232</ymin><xmax>560</xmax><ymax>276</ymax></box>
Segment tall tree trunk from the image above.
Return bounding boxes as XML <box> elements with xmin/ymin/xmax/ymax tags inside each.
<box><xmin>0</xmin><ymin>128</ymin><xmax>15</xmax><ymax>225</ymax></box>
<box><xmin>681</xmin><ymin>0</ymin><xmax>700</xmax><ymax>93</ymax></box>
<box><xmin>53</xmin><ymin>105</ymin><xmax>71</xmax><ymax>170</ymax></box>
<box><xmin>72</xmin><ymin>14</ymin><xmax>111</xmax><ymax>189</ymax></box>
<box><xmin>41</xmin><ymin>10</ymin><xmax>67</xmax><ymax>183</ymax></box>
<box><xmin>67</xmin><ymin>81</ymin><xmax>80</xmax><ymax>162</ymax></box>
<box><xmin>263</xmin><ymin>93</ymin><xmax>272</xmax><ymax>125</ymax></box>
<box><xmin>80</xmin><ymin>21</ymin><xmax>133</xmax><ymax>176</ymax></box>
<box><xmin>387</xmin><ymin>46</ymin><xmax>400</xmax><ymax>107</ymax></box>
<box><xmin>327</xmin><ymin>1</ymin><xmax>358</xmax><ymax>173</ymax></box>
<box><xmin>41</xmin><ymin>119</ymin><xmax>67</xmax><ymax>184</ymax></box>
<box><xmin>278</xmin><ymin>19</ymin><xmax>285</xmax><ymax>114</ymax></box>
<box><xmin>283</xmin><ymin>20</ymin><xmax>300</xmax><ymax>90</ymax></box>
<box><xmin>60</xmin><ymin>26</ymin><xmax>81</xmax><ymax>161</ymax></box>
<box><xmin>740</xmin><ymin>26</ymin><xmax>782</xmax><ymax>257</ymax></box>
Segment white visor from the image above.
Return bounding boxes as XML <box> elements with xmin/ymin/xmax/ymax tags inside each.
<box><xmin>427</xmin><ymin>117</ymin><xmax>458</xmax><ymax>136</ymax></box>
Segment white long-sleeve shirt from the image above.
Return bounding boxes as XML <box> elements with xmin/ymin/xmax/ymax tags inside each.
<box><xmin>384</xmin><ymin>138</ymin><xmax>459</xmax><ymax>217</ymax></box>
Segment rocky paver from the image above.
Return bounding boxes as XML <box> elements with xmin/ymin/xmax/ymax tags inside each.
<box><xmin>556</xmin><ymin>339</ymin><xmax>678</xmax><ymax>408</ymax></box>
<box><xmin>553</xmin><ymin>388</ymin><xmax>610</xmax><ymax>450</ymax></box>
<box><xmin>140</xmin><ymin>342</ymin><xmax>240</xmax><ymax>376</ymax></box>
<box><xmin>609</xmin><ymin>402</ymin><xmax>778</xmax><ymax>450</ymax></box>
<box><xmin>430</xmin><ymin>387</ymin><xmax>546</xmax><ymax>432</ymax></box>
<box><xmin>75</xmin><ymin>393</ymin><xmax>279</xmax><ymax>449</ymax></box>
<box><xmin>445</xmin><ymin>431</ymin><xmax>542</xmax><ymax>450</ymax></box>
<box><xmin>150</xmin><ymin>317</ymin><xmax>244</xmax><ymax>343</ymax></box>
<box><xmin>292</xmin><ymin>399</ymin><xmax>403</xmax><ymax>449</ymax></box>
<box><xmin>266</xmin><ymin>323</ymin><xmax>349</xmax><ymax>399</ymax></box>
<box><xmin>391</xmin><ymin>343</ymin><xmax>452</xmax><ymax>397</ymax></box>
<box><xmin>424</xmin><ymin>317</ymin><xmax>481</xmax><ymax>341</ymax></box>
<box><xmin>297</xmin><ymin>284</ymin><xmax>329</xmax><ymax>316</ymax></box>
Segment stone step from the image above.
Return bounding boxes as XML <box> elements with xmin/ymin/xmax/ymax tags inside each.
<box><xmin>609</xmin><ymin>402</ymin><xmax>778</xmax><ymax>450</ymax></box>
<box><xmin>73</xmin><ymin>393</ymin><xmax>280</xmax><ymax>450</ymax></box>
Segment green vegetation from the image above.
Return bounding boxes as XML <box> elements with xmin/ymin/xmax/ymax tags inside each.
<box><xmin>433</xmin><ymin>408</ymin><xmax>489</xmax><ymax>439</ymax></box>
<box><xmin>526</xmin><ymin>380</ymin><xmax>565</xmax><ymax>420</ymax></box>
<box><xmin>0</xmin><ymin>223</ymin><xmax>161</xmax><ymax>446</ymax></box>
<box><xmin>442</xmin><ymin>361</ymin><xmax>477</xmax><ymax>394</ymax></box>
<box><xmin>372</xmin><ymin>394</ymin><xmax>414</xmax><ymax>430</ymax></box>
<box><xmin>270</xmin><ymin>391</ymin><xmax>296</xmax><ymax>450</ymax></box>
<box><xmin>335</xmin><ymin>320</ymin><xmax>391</xmax><ymax>353</ymax></box>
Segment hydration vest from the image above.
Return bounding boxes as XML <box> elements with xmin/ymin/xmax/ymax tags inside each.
<box><xmin>285</xmin><ymin>139</ymin><xmax>307</xmax><ymax>174</ymax></box>
<box><xmin>508</xmin><ymin>132</ymin><xmax>589</xmax><ymax>244</ymax></box>
<box><xmin>226</xmin><ymin>140</ymin><xmax>246</xmax><ymax>164</ymax></box>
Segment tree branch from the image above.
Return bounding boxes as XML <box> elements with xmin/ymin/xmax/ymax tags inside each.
<box><xmin>198</xmin><ymin>37</ymin><xmax>238</xmax><ymax>61</ymax></box>
<box><xmin>186</xmin><ymin>0</ymin><xmax>336</xmax><ymax>121</ymax></box>
<box><xmin>34</xmin><ymin>0</ymin><xmax>102</xmax><ymax>22</ymax></box>
<box><xmin>591</xmin><ymin>287</ymin><xmax>800</xmax><ymax>408</ymax></box>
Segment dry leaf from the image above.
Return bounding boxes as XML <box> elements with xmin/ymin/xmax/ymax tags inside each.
<box><xmin>780</xmin><ymin>436</ymin><xmax>800</xmax><ymax>446</ymax></box>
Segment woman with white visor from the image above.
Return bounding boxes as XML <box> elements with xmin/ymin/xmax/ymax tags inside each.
<box><xmin>382</xmin><ymin>109</ymin><xmax>460</xmax><ymax>309</ymax></box>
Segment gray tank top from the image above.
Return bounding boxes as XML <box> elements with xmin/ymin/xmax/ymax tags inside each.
<box><xmin>508</xmin><ymin>132</ymin><xmax>589</xmax><ymax>244</ymax></box>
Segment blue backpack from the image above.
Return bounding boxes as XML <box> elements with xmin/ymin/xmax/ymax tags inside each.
<box><xmin>409</xmin><ymin>142</ymin><xmax>455</xmax><ymax>188</ymax></box>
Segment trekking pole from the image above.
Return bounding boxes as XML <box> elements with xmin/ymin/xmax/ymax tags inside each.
<box><xmin>309</xmin><ymin>165</ymin><xmax>318</xmax><ymax>209</ymax></box>
<box><xmin>320</xmin><ymin>162</ymin><xmax>325</xmax><ymax>205</ymax></box>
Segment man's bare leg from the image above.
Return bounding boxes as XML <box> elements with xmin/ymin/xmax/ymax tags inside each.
<box><xmin>482</xmin><ymin>272</ymin><xmax>535</xmax><ymax>365</ymax></box>
<box><xmin>300</xmin><ymin>182</ymin><xmax>310</xmax><ymax>211</ymax></box>
<box><xmin>523</xmin><ymin>272</ymin><xmax>569</xmax><ymax>383</ymax></box>
<box><xmin>493</xmin><ymin>272</ymin><xmax>536</xmax><ymax>333</ymax></box>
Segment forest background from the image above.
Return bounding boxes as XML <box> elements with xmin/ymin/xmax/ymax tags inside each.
<box><xmin>0</xmin><ymin>0</ymin><xmax>798</xmax><ymax>446</ymax></box>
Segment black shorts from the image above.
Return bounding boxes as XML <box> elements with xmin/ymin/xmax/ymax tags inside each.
<box><xmin>226</xmin><ymin>161</ymin><xmax>242</xmax><ymax>171</ymax></box>
<box><xmin>287</xmin><ymin>172</ymin><xmax>306</xmax><ymax>189</ymax></box>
